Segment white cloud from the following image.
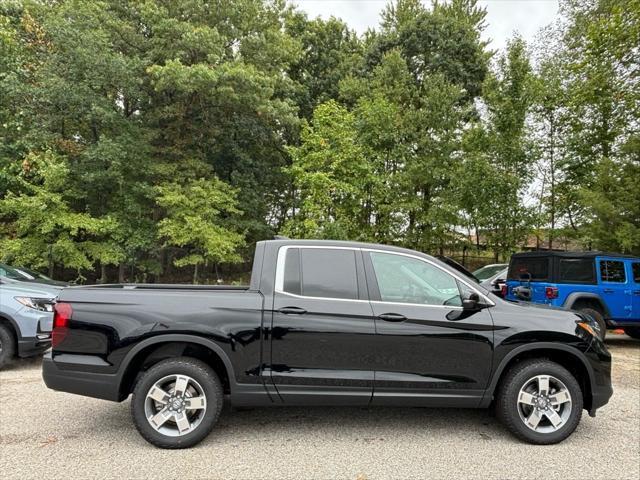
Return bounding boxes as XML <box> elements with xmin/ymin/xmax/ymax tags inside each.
<box><xmin>292</xmin><ymin>0</ymin><xmax>560</xmax><ymax>51</ymax></box>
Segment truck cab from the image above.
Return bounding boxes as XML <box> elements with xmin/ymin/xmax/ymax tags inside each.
<box><xmin>505</xmin><ymin>251</ymin><xmax>640</xmax><ymax>339</ymax></box>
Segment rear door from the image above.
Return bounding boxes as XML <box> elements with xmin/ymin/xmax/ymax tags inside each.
<box><xmin>363</xmin><ymin>250</ymin><xmax>495</xmax><ymax>407</ymax></box>
<box><xmin>597</xmin><ymin>258</ymin><xmax>632</xmax><ymax>320</ymax></box>
<box><xmin>269</xmin><ymin>246</ymin><xmax>375</xmax><ymax>405</ymax></box>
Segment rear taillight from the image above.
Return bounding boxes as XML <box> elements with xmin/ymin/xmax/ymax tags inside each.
<box><xmin>545</xmin><ymin>286</ymin><xmax>559</xmax><ymax>299</ymax></box>
<box><xmin>500</xmin><ymin>284</ymin><xmax>507</xmax><ymax>298</ymax></box>
<box><xmin>52</xmin><ymin>302</ymin><xmax>72</xmax><ymax>347</ymax></box>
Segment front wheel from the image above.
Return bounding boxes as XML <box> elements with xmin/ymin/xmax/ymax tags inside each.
<box><xmin>0</xmin><ymin>323</ymin><xmax>16</xmax><ymax>369</ymax></box>
<box><xmin>497</xmin><ymin>359</ymin><xmax>583</xmax><ymax>445</ymax></box>
<box><xmin>131</xmin><ymin>357</ymin><xmax>223</xmax><ymax>449</ymax></box>
<box><xmin>624</xmin><ymin>327</ymin><xmax>640</xmax><ymax>340</ymax></box>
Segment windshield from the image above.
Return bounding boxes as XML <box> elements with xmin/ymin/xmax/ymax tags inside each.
<box><xmin>0</xmin><ymin>263</ymin><xmax>32</xmax><ymax>281</ymax></box>
<box><xmin>15</xmin><ymin>266</ymin><xmax>52</xmax><ymax>281</ymax></box>
<box><xmin>473</xmin><ymin>264</ymin><xmax>508</xmax><ymax>281</ymax></box>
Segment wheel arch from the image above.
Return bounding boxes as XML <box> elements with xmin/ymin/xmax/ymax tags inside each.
<box><xmin>484</xmin><ymin>343</ymin><xmax>596</xmax><ymax>411</ymax></box>
<box><xmin>564</xmin><ymin>293</ymin><xmax>610</xmax><ymax>318</ymax></box>
<box><xmin>116</xmin><ymin>334</ymin><xmax>236</xmax><ymax>401</ymax></box>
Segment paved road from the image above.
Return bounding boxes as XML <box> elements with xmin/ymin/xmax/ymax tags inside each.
<box><xmin>1</xmin><ymin>334</ymin><xmax>639</xmax><ymax>480</ymax></box>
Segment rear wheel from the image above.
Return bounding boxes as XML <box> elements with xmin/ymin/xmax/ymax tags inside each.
<box><xmin>577</xmin><ymin>307</ymin><xmax>606</xmax><ymax>340</ymax></box>
<box><xmin>497</xmin><ymin>359</ymin><xmax>583</xmax><ymax>445</ymax></box>
<box><xmin>0</xmin><ymin>323</ymin><xmax>16</xmax><ymax>369</ymax></box>
<box><xmin>131</xmin><ymin>357</ymin><xmax>223</xmax><ymax>449</ymax></box>
<box><xmin>624</xmin><ymin>327</ymin><xmax>640</xmax><ymax>340</ymax></box>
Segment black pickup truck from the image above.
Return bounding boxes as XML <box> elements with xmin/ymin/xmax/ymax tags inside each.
<box><xmin>43</xmin><ymin>239</ymin><xmax>612</xmax><ymax>448</ymax></box>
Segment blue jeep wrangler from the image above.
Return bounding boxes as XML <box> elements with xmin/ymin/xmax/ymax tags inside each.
<box><xmin>505</xmin><ymin>251</ymin><xmax>640</xmax><ymax>339</ymax></box>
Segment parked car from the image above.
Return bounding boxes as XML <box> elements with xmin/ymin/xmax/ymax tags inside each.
<box><xmin>481</xmin><ymin>267</ymin><xmax>509</xmax><ymax>298</ymax></box>
<box><xmin>14</xmin><ymin>266</ymin><xmax>70</xmax><ymax>287</ymax></box>
<box><xmin>0</xmin><ymin>278</ymin><xmax>59</xmax><ymax>368</ymax></box>
<box><xmin>0</xmin><ymin>262</ymin><xmax>69</xmax><ymax>287</ymax></box>
<box><xmin>474</xmin><ymin>263</ymin><xmax>509</xmax><ymax>282</ymax></box>
<box><xmin>43</xmin><ymin>239</ymin><xmax>612</xmax><ymax>448</ymax></box>
<box><xmin>505</xmin><ymin>251</ymin><xmax>640</xmax><ymax>339</ymax></box>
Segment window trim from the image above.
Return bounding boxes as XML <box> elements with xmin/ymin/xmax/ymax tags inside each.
<box><xmin>274</xmin><ymin>245</ymin><xmax>494</xmax><ymax>307</ymax></box>
<box><xmin>275</xmin><ymin>246</ymin><xmax>368</xmax><ymax>303</ymax></box>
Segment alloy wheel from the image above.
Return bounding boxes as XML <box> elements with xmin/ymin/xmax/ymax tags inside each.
<box><xmin>144</xmin><ymin>374</ymin><xmax>207</xmax><ymax>437</ymax></box>
<box><xmin>517</xmin><ymin>374</ymin><xmax>572</xmax><ymax>434</ymax></box>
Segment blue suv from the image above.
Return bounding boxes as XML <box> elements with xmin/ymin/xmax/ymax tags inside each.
<box><xmin>505</xmin><ymin>251</ymin><xmax>640</xmax><ymax>339</ymax></box>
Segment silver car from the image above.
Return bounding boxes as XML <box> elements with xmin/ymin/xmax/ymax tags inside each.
<box><xmin>0</xmin><ymin>278</ymin><xmax>61</xmax><ymax>368</ymax></box>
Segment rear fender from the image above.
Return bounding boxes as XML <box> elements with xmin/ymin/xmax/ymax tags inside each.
<box><xmin>563</xmin><ymin>293</ymin><xmax>610</xmax><ymax>317</ymax></box>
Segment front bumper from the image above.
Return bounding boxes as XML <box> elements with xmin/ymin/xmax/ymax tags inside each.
<box><xmin>586</xmin><ymin>338</ymin><xmax>613</xmax><ymax>414</ymax></box>
<box><xmin>17</xmin><ymin>335</ymin><xmax>51</xmax><ymax>358</ymax></box>
<box><xmin>42</xmin><ymin>352</ymin><xmax>122</xmax><ymax>401</ymax></box>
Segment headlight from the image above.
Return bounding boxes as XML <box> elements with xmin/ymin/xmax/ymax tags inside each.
<box><xmin>14</xmin><ymin>297</ymin><xmax>54</xmax><ymax>312</ymax></box>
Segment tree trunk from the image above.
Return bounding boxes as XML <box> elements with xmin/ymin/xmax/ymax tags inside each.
<box><xmin>100</xmin><ymin>263</ymin><xmax>107</xmax><ymax>284</ymax></box>
<box><xmin>193</xmin><ymin>263</ymin><xmax>199</xmax><ymax>284</ymax></box>
<box><xmin>118</xmin><ymin>263</ymin><xmax>126</xmax><ymax>283</ymax></box>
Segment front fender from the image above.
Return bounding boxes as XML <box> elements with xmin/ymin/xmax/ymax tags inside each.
<box><xmin>479</xmin><ymin>342</ymin><xmax>596</xmax><ymax>407</ymax></box>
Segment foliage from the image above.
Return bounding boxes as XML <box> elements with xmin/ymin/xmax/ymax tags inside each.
<box><xmin>0</xmin><ymin>0</ymin><xmax>638</xmax><ymax>284</ymax></box>
<box><xmin>155</xmin><ymin>178</ymin><xmax>244</xmax><ymax>282</ymax></box>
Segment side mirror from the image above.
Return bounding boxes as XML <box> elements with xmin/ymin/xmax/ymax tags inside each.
<box><xmin>462</xmin><ymin>292</ymin><xmax>480</xmax><ymax>310</ymax></box>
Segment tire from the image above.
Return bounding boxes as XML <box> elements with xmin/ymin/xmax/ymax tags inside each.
<box><xmin>0</xmin><ymin>323</ymin><xmax>16</xmax><ymax>369</ymax></box>
<box><xmin>624</xmin><ymin>327</ymin><xmax>640</xmax><ymax>340</ymax></box>
<box><xmin>131</xmin><ymin>357</ymin><xmax>224</xmax><ymax>449</ymax></box>
<box><xmin>497</xmin><ymin>359</ymin><xmax>583</xmax><ymax>445</ymax></box>
<box><xmin>577</xmin><ymin>307</ymin><xmax>606</xmax><ymax>340</ymax></box>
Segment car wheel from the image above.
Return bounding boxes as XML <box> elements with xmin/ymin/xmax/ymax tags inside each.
<box><xmin>131</xmin><ymin>357</ymin><xmax>223</xmax><ymax>449</ymax></box>
<box><xmin>624</xmin><ymin>327</ymin><xmax>640</xmax><ymax>340</ymax></box>
<box><xmin>497</xmin><ymin>359</ymin><xmax>583</xmax><ymax>445</ymax></box>
<box><xmin>578</xmin><ymin>307</ymin><xmax>606</xmax><ymax>340</ymax></box>
<box><xmin>0</xmin><ymin>323</ymin><xmax>16</xmax><ymax>369</ymax></box>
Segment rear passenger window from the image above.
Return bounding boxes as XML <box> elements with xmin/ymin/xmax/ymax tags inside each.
<box><xmin>508</xmin><ymin>257</ymin><xmax>549</xmax><ymax>281</ymax></box>
<box><xmin>600</xmin><ymin>260</ymin><xmax>626</xmax><ymax>283</ymax></box>
<box><xmin>282</xmin><ymin>248</ymin><xmax>359</xmax><ymax>299</ymax></box>
<box><xmin>632</xmin><ymin>263</ymin><xmax>640</xmax><ymax>283</ymax></box>
<box><xmin>559</xmin><ymin>258</ymin><xmax>595</xmax><ymax>283</ymax></box>
<box><xmin>301</xmin><ymin>249</ymin><xmax>358</xmax><ymax>299</ymax></box>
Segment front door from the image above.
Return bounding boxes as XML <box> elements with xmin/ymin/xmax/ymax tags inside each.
<box><xmin>269</xmin><ymin>246</ymin><xmax>375</xmax><ymax>405</ymax></box>
<box><xmin>597</xmin><ymin>258</ymin><xmax>632</xmax><ymax>320</ymax></box>
<box><xmin>363</xmin><ymin>250</ymin><xmax>495</xmax><ymax>407</ymax></box>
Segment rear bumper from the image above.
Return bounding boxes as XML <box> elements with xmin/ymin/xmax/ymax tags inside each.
<box><xmin>42</xmin><ymin>352</ymin><xmax>122</xmax><ymax>401</ymax></box>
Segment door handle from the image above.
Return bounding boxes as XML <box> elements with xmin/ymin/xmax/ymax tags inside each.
<box><xmin>277</xmin><ymin>306</ymin><xmax>307</xmax><ymax>315</ymax></box>
<box><xmin>603</xmin><ymin>288</ymin><xmax>614</xmax><ymax>294</ymax></box>
<box><xmin>633</xmin><ymin>290</ymin><xmax>640</xmax><ymax>296</ymax></box>
<box><xmin>377</xmin><ymin>313</ymin><xmax>407</xmax><ymax>322</ymax></box>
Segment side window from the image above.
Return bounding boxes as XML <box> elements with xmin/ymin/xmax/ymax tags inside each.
<box><xmin>600</xmin><ymin>260</ymin><xmax>626</xmax><ymax>283</ymax></box>
<box><xmin>369</xmin><ymin>252</ymin><xmax>461</xmax><ymax>306</ymax></box>
<box><xmin>559</xmin><ymin>258</ymin><xmax>596</xmax><ymax>283</ymax></box>
<box><xmin>281</xmin><ymin>248</ymin><xmax>359</xmax><ymax>299</ymax></box>
<box><xmin>632</xmin><ymin>263</ymin><xmax>640</xmax><ymax>283</ymax></box>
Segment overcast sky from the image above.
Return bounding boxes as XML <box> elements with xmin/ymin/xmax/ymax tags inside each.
<box><xmin>292</xmin><ymin>0</ymin><xmax>560</xmax><ymax>51</ymax></box>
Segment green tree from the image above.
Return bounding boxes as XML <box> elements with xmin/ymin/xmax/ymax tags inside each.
<box><xmin>155</xmin><ymin>178</ymin><xmax>244</xmax><ymax>283</ymax></box>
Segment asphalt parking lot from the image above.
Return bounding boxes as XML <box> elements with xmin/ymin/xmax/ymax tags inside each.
<box><xmin>1</xmin><ymin>334</ymin><xmax>639</xmax><ymax>480</ymax></box>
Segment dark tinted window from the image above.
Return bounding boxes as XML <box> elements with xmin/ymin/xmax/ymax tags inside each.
<box><xmin>300</xmin><ymin>249</ymin><xmax>358</xmax><ymax>299</ymax></box>
<box><xmin>600</xmin><ymin>260</ymin><xmax>626</xmax><ymax>283</ymax></box>
<box><xmin>283</xmin><ymin>248</ymin><xmax>301</xmax><ymax>295</ymax></box>
<box><xmin>508</xmin><ymin>257</ymin><xmax>549</xmax><ymax>280</ymax></box>
<box><xmin>633</xmin><ymin>263</ymin><xmax>640</xmax><ymax>283</ymax></box>
<box><xmin>559</xmin><ymin>258</ymin><xmax>595</xmax><ymax>283</ymax></box>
